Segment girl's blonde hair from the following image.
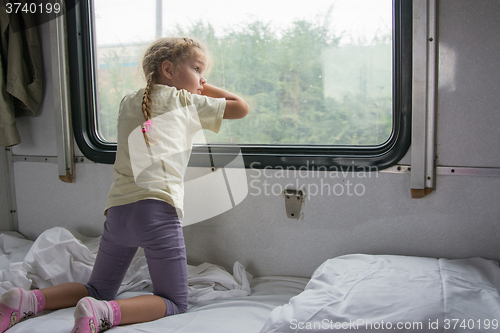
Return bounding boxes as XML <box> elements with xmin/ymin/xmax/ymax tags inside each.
<box><xmin>140</xmin><ymin>37</ymin><xmax>209</xmax><ymax>144</ymax></box>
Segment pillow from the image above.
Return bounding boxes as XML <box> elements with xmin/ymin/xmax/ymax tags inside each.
<box><xmin>259</xmin><ymin>254</ymin><xmax>500</xmax><ymax>332</ymax></box>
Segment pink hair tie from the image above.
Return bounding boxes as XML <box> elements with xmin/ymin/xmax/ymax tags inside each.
<box><xmin>142</xmin><ymin>120</ymin><xmax>152</xmax><ymax>133</ymax></box>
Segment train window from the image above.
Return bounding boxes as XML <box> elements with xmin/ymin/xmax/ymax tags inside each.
<box><xmin>68</xmin><ymin>0</ymin><xmax>411</xmax><ymax>169</ymax></box>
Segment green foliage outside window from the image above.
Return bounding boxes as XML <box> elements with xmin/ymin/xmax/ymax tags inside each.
<box><xmin>96</xmin><ymin>16</ymin><xmax>392</xmax><ymax>146</ymax></box>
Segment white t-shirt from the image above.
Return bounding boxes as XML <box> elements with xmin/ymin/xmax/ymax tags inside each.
<box><xmin>105</xmin><ymin>84</ymin><xmax>226</xmax><ymax>217</ymax></box>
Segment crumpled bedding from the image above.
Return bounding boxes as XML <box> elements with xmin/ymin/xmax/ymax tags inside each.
<box><xmin>0</xmin><ymin>228</ymin><xmax>308</xmax><ymax>333</ymax></box>
<box><xmin>0</xmin><ymin>227</ymin><xmax>252</xmax><ymax>304</ymax></box>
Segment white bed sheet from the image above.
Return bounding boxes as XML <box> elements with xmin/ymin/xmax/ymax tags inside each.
<box><xmin>7</xmin><ymin>277</ymin><xmax>308</xmax><ymax>333</ymax></box>
<box><xmin>0</xmin><ymin>228</ymin><xmax>308</xmax><ymax>332</ymax></box>
<box><xmin>0</xmin><ymin>227</ymin><xmax>254</xmax><ymax>301</ymax></box>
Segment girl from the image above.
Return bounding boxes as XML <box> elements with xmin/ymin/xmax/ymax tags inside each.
<box><xmin>0</xmin><ymin>37</ymin><xmax>249</xmax><ymax>332</ymax></box>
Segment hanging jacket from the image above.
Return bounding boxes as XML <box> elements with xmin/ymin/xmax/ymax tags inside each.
<box><xmin>0</xmin><ymin>1</ymin><xmax>43</xmax><ymax>147</ymax></box>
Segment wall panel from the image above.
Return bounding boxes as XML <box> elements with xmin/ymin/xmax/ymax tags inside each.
<box><xmin>9</xmin><ymin>0</ymin><xmax>500</xmax><ymax>277</ymax></box>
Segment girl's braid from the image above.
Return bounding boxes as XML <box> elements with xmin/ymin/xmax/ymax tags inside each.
<box><xmin>141</xmin><ymin>71</ymin><xmax>155</xmax><ymax>145</ymax></box>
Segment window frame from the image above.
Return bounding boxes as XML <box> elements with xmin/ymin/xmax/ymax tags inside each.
<box><xmin>68</xmin><ymin>0</ymin><xmax>412</xmax><ymax>170</ymax></box>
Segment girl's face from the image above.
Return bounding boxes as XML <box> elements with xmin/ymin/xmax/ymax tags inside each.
<box><xmin>164</xmin><ymin>49</ymin><xmax>208</xmax><ymax>94</ymax></box>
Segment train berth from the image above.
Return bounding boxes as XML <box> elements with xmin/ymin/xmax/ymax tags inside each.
<box><xmin>1</xmin><ymin>228</ymin><xmax>499</xmax><ymax>333</ymax></box>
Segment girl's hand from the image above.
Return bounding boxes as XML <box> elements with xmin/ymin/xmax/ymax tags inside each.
<box><xmin>201</xmin><ymin>84</ymin><xmax>249</xmax><ymax>119</ymax></box>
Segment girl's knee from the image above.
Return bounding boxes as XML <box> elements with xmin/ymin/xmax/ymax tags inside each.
<box><xmin>85</xmin><ymin>284</ymin><xmax>116</xmax><ymax>302</ymax></box>
<box><xmin>162</xmin><ymin>297</ymin><xmax>187</xmax><ymax>316</ymax></box>
<box><xmin>177</xmin><ymin>302</ymin><xmax>187</xmax><ymax>314</ymax></box>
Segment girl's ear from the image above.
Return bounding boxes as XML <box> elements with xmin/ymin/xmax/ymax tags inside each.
<box><xmin>161</xmin><ymin>60</ymin><xmax>174</xmax><ymax>79</ymax></box>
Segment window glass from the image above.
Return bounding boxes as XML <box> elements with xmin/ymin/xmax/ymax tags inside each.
<box><xmin>93</xmin><ymin>0</ymin><xmax>393</xmax><ymax>146</ymax></box>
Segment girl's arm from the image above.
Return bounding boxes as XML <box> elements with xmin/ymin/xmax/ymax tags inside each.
<box><xmin>201</xmin><ymin>84</ymin><xmax>249</xmax><ymax>119</ymax></box>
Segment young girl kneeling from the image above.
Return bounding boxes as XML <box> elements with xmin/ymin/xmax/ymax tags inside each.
<box><xmin>0</xmin><ymin>37</ymin><xmax>248</xmax><ymax>333</ymax></box>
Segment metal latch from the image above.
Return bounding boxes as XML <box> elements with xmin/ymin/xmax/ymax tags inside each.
<box><xmin>284</xmin><ymin>189</ymin><xmax>304</xmax><ymax>219</ymax></box>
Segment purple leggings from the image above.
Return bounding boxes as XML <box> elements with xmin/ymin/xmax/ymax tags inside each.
<box><xmin>86</xmin><ymin>199</ymin><xmax>188</xmax><ymax>316</ymax></box>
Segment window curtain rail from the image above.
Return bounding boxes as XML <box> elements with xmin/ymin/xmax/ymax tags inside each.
<box><xmin>50</xmin><ymin>3</ymin><xmax>75</xmax><ymax>183</ymax></box>
<box><xmin>411</xmin><ymin>0</ymin><xmax>437</xmax><ymax>198</ymax></box>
